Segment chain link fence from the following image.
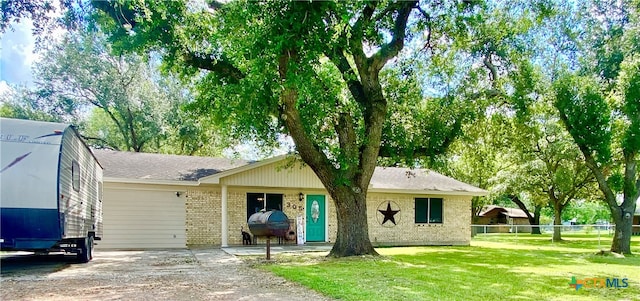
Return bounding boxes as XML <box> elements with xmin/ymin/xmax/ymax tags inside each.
<box><xmin>471</xmin><ymin>223</ymin><xmax>627</xmax><ymax>236</ymax></box>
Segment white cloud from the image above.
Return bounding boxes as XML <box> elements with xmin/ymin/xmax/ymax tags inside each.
<box><xmin>0</xmin><ymin>20</ymin><xmax>38</xmax><ymax>87</ymax></box>
<box><xmin>0</xmin><ymin>81</ymin><xmax>11</xmax><ymax>95</ymax></box>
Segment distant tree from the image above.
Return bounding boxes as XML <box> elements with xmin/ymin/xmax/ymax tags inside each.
<box><xmin>441</xmin><ymin>114</ymin><xmax>511</xmax><ymax>227</ymax></box>
<box><xmin>492</xmin><ymin>169</ymin><xmax>547</xmax><ymax>234</ymax></box>
<box><xmin>35</xmin><ymin>31</ymin><xmax>164</xmax><ymax>152</ymax></box>
<box><xmin>0</xmin><ymin>86</ymin><xmax>69</xmax><ymax>122</ymax></box>
<box><xmin>561</xmin><ymin>201</ymin><xmax>611</xmax><ymax>225</ymax></box>
<box><xmin>31</xmin><ymin>30</ymin><xmax>224</xmax><ymax>155</ymax></box>
<box><xmin>526</xmin><ymin>108</ymin><xmax>596</xmax><ymax>241</ymax></box>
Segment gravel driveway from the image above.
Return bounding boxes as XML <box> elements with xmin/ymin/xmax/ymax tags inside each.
<box><xmin>1</xmin><ymin>249</ymin><xmax>333</xmax><ymax>300</ymax></box>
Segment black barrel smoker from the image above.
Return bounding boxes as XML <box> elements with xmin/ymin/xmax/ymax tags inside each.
<box><xmin>247</xmin><ymin>210</ymin><xmax>291</xmax><ymax>259</ymax></box>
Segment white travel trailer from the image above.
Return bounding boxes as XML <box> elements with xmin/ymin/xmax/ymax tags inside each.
<box><xmin>0</xmin><ymin>118</ymin><xmax>103</xmax><ymax>262</ymax></box>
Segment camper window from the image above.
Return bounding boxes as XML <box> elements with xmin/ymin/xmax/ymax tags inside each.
<box><xmin>72</xmin><ymin>160</ymin><xmax>80</xmax><ymax>192</ymax></box>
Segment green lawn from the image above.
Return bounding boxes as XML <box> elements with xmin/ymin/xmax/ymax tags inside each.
<box><xmin>256</xmin><ymin>234</ymin><xmax>640</xmax><ymax>301</ymax></box>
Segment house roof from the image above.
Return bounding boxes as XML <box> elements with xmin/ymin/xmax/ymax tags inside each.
<box><xmin>369</xmin><ymin>167</ymin><xmax>487</xmax><ymax>195</ymax></box>
<box><xmin>92</xmin><ymin>149</ymin><xmax>249</xmax><ymax>182</ymax></box>
<box><xmin>94</xmin><ymin>150</ymin><xmax>487</xmax><ymax>195</ymax></box>
<box><xmin>479</xmin><ymin>205</ymin><xmax>531</xmax><ymax>219</ymax></box>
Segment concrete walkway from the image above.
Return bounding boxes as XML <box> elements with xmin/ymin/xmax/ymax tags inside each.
<box><xmin>222</xmin><ymin>243</ymin><xmax>333</xmax><ymax>256</ymax></box>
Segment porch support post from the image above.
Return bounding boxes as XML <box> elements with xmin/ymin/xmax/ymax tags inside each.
<box><xmin>221</xmin><ymin>184</ymin><xmax>229</xmax><ymax>247</ymax></box>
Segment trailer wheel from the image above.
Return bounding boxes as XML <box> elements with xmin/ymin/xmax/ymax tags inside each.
<box><xmin>77</xmin><ymin>236</ymin><xmax>94</xmax><ymax>263</ymax></box>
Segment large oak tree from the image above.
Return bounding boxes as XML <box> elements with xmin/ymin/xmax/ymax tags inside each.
<box><xmin>90</xmin><ymin>0</ymin><xmax>498</xmax><ymax>257</ymax></box>
<box><xmin>2</xmin><ymin>0</ymin><xmax>549</xmax><ymax>257</ymax></box>
<box><xmin>550</xmin><ymin>0</ymin><xmax>639</xmax><ymax>254</ymax></box>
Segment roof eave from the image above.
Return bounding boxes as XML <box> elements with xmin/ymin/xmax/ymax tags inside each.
<box><xmin>368</xmin><ymin>188</ymin><xmax>488</xmax><ymax>196</ymax></box>
<box><xmin>103</xmin><ymin>177</ymin><xmax>200</xmax><ymax>186</ymax></box>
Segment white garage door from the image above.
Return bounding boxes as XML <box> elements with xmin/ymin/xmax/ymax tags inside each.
<box><xmin>97</xmin><ymin>186</ymin><xmax>186</xmax><ymax>249</ymax></box>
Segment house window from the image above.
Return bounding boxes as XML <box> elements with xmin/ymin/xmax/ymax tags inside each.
<box><xmin>72</xmin><ymin>160</ymin><xmax>80</xmax><ymax>192</ymax></box>
<box><xmin>246</xmin><ymin>193</ymin><xmax>283</xmax><ymax>220</ymax></box>
<box><xmin>415</xmin><ymin>198</ymin><xmax>443</xmax><ymax>224</ymax></box>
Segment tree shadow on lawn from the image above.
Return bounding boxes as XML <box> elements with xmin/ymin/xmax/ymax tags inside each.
<box><xmin>584</xmin><ymin>254</ymin><xmax>640</xmax><ymax>266</ymax></box>
<box><xmin>391</xmin><ymin>246</ymin><xmax>581</xmax><ymax>269</ymax></box>
<box><xmin>387</xmin><ymin>247</ymin><xmax>638</xmax><ymax>300</ymax></box>
<box><xmin>474</xmin><ymin>235</ymin><xmax>616</xmax><ymax>250</ymax></box>
<box><xmin>265</xmin><ymin>245</ymin><xmax>639</xmax><ymax>301</ymax></box>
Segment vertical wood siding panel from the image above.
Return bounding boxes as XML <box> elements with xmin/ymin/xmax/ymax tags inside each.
<box><xmin>59</xmin><ymin>128</ymin><xmax>102</xmax><ymax>239</ymax></box>
<box><xmin>223</xmin><ymin>162</ymin><xmax>324</xmax><ymax>188</ymax></box>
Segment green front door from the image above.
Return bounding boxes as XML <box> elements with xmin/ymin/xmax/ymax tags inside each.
<box><xmin>306</xmin><ymin>195</ymin><xmax>326</xmax><ymax>242</ymax></box>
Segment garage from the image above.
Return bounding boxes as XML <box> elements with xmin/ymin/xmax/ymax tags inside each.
<box><xmin>96</xmin><ymin>183</ymin><xmax>187</xmax><ymax>249</ymax></box>
<box><xmin>92</xmin><ymin>149</ymin><xmax>248</xmax><ymax>250</ymax></box>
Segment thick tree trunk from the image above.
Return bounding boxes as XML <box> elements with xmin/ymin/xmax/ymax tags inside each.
<box><xmin>609</xmin><ymin>198</ymin><xmax>636</xmax><ymax>254</ymax></box>
<box><xmin>471</xmin><ymin>212</ymin><xmax>479</xmax><ymax>237</ymax></box>
<box><xmin>274</xmin><ymin>2</ymin><xmax>415</xmax><ymax>258</ymax></box>
<box><xmin>328</xmin><ymin>188</ymin><xmax>378</xmax><ymax>257</ymax></box>
<box><xmin>552</xmin><ymin>203</ymin><xmax>563</xmax><ymax>242</ymax></box>
<box><xmin>578</xmin><ymin>153</ymin><xmax>638</xmax><ymax>254</ymax></box>
<box><xmin>509</xmin><ymin>195</ymin><xmax>542</xmax><ymax>234</ymax></box>
<box><xmin>471</xmin><ymin>197</ymin><xmax>483</xmax><ymax>237</ymax></box>
<box><xmin>531</xmin><ymin>205</ymin><xmax>542</xmax><ymax>235</ymax></box>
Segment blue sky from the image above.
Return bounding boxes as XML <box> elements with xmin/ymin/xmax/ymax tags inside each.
<box><xmin>0</xmin><ymin>21</ymin><xmax>37</xmax><ymax>92</ymax></box>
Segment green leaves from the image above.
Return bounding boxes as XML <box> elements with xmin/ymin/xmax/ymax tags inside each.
<box><xmin>618</xmin><ymin>56</ymin><xmax>640</xmax><ymax>155</ymax></box>
<box><xmin>553</xmin><ymin>75</ymin><xmax>612</xmax><ymax>164</ymax></box>
<box><xmin>509</xmin><ymin>60</ymin><xmax>543</xmax><ymax>121</ymax></box>
<box><xmin>8</xmin><ymin>29</ymin><xmax>225</xmax><ymax>155</ymax></box>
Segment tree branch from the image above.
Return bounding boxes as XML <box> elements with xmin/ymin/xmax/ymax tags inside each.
<box><xmin>80</xmin><ymin>135</ymin><xmax>120</xmax><ymax>150</ymax></box>
<box><xmin>623</xmin><ymin>151</ymin><xmax>639</xmax><ymax>203</ymax></box>
<box><xmin>584</xmin><ymin>152</ymin><xmax>618</xmax><ymax>208</ymax></box>
<box><xmin>336</xmin><ymin>113</ymin><xmax>358</xmax><ymax>178</ymax></box>
<box><xmin>557</xmin><ymin>109</ymin><xmax>618</xmax><ymax>208</ymax></box>
<box><xmin>277</xmin><ymin>50</ymin><xmax>335</xmax><ymax>190</ymax></box>
<box><xmin>369</xmin><ymin>1</ymin><xmax>416</xmax><ymax>71</ymax></box>
<box><xmin>509</xmin><ymin>195</ymin><xmax>537</xmax><ymax>225</ymax></box>
<box><xmin>126</xmin><ymin>106</ymin><xmax>141</xmax><ymax>152</ymax></box>
<box><xmin>415</xmin><ymin>4</ymin><xmax>433</xmax><ymax>51</ymax></box>
<box><xmin>207</xmin><ymin>0</ymin><xmax>225</xmax><ymax>10</ymax></box>
<box><xmin>348</xmin><ymin>2</ymin><xmax>375</xmax><ymax>71</ymax></box>
<box><xmin>483</xmin><ymin>54</ymin><xmax>498</xmax><ymax>84</ymax></box>
<box><xmin>565</xmin><ymin>172</ymin><xmax>594</xmax><ymax>205</ymax></box>
<box><xmin>325</xmin><ymin>49</ymin><xmax>367</xmax><ymax>105</ymax></box>
<box><xmin>92</xmin><ymin>0</ymin><xmax>138</xmax><ymax>29</ymax></box>
<box><xmin>183</xmin><ymin>51</ymin><xmax>245</xmax><ymax>83</ymax></box>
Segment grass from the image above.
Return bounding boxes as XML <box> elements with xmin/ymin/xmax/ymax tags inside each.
<box><xmin>255</xmin><ymin>234</ymin><xmax>640</xmax><ymax>301</ymax></box>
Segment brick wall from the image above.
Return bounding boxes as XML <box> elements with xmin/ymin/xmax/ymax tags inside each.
<box><xmin>185</xmin><ymin>186</ymin><xmax>471</xmax><ymax>247</ymax></box>
<box><xmin>366</xmin><ymin>193</ymin><xmax>471</xmax><ymax>246</ymax></box>
<box><xmin>185</xmin><ymin>188</ymin><xmax>221</xmax><ymax>246</ymax></box>
<box><xmin>228</xmin><ymin>189</ymin><xmax>309</xmax><ymax>245</ymax></box>
<box><xmin>186</xmin><ymin>188</ymin><xmax>316</xmax><ymax>246</ymax></box>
